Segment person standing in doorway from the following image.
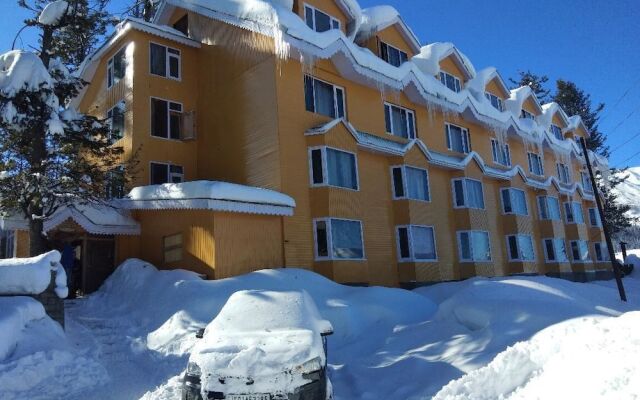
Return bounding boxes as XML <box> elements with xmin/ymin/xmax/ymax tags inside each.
<box><xmin>61</xmin><ymin>244</ymin><xmax>75</xmax><ymax>299</ymax></box>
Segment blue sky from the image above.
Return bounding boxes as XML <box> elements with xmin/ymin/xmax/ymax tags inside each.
<box><xmin>1</xmin><ymin>0</ymin><xmax>639</xmax><ymax>167</ymax></box>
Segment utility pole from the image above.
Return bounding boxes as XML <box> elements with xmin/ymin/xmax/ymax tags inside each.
<box><xmin>620</xmin><ymin>241</ymin><xmax>628</xmax><ymax>263</ymax></box>
<box><xmin>580</xmin><ymin>138</ymin><xmax>627</xmax><ymax>302</ymax></box>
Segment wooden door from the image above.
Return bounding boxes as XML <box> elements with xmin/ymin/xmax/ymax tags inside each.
<box><xmin>83</xmin><ymin>237</ymin><xmax>115</xmax><ymax>293</ymax></box>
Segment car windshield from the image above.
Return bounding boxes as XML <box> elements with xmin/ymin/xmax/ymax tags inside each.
<box><xmin>206</xmin><ymin>290</ymin><xmax>329</xmax><ymax>334</ymax></box>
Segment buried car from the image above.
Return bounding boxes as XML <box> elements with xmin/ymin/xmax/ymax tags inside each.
<box><xmin>183</xmin><ymin>290</ymin><xmax>334</xmax><ymax>400</ymax></box>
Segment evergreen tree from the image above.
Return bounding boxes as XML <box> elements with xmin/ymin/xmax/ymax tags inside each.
<box><xmin>126</xmin><ymin>0</ymin><xmax>157</xmax><ymax>21</ymax></box>
<box><xmin>18</xmin><ymin>0</ymin><xmax>116</xmax><ymax>71</ymax></box>
<box><xmin>0</xmin><ymin>1</ymin><xmax>133</xmax><ymax>255</ymax></box>
<box><xmin>509</xmin><ymin>70</ymin><xmax>551</xmax><ymax>104</ymax></box>
<box><xmin>554</xmin><ymin>79</ymin><xmax>636</xmax><ymax>235</ymax></box>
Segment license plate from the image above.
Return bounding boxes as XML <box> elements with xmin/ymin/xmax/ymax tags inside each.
<box><xmin>228</xmin><ymin>395</ymin><xmax>271</xmax><ymax>400</ymax></box>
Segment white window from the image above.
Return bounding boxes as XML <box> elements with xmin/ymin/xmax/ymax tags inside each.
<box><xmin>309</xmin><ymin>147</ymin><xmax>358</xmax><ymax>190</ymax></box>
<box><xmin>506</xmin><ymin>234</ymin><xmax>535</xmax><ymax>261</ymax></box>
<box><xmin>150</xmin><ymin>43</ymin><xmax>181</xmax><ymax>80</ymax></box>
<box><xmin>439</xmin><ymin>71</ymin><xmax>461</xmax><ymax>93</ymax></box>
<box><xmin>304</xmin><ymin>75</ymin><xmax>345</xmax><ymax>118</ymax></box>
<box><xmin>564</xmin><ymin>201</ymin><xmax>584</xmax><ymax>224</ymax></box>
<box><xmin>501</xmin><ymin>188</ymin><xmax>528</xmax><ymax>216</ymax></box>
<box><xmin>107</xmin><ymin>47</ymin><xmax>126</xmax><ymax>88</ymax></box>
<box><xmin>458</xmin><ymin>231</ymin><xmax>491</xmax><ymax>262</ymax></box>
<box><xmin>490</xmin><ymin>139</ymin><xmax>511</xmax><ymax>166</ymax></box>
<box><xmin>570</xmin><ymin>240</ymin><xmax>590</xmax><ymax>262</ymax></box>
<box><xmin>380</xmin><ymin>42</ymin><xmax>408</xmax><ymax>67</ymax></box>
<box><xmin>581</xmin><ymin>172</ymin><xmax>592</xmax><ymax>192</ymax></box>
<box><xmin>452</xmin><ymin>178</ymin><xmax>484</xmax><ymax>209</ymax></box>
<box><xmin>521</xmin><ymin>109</ymin><xmax>535</xmax><ymax>120</ymax></box>
<box><xmin>557</xmin><ymin>162</ymin><xmax>571</xmax><ymax>184</ymax></box>
<box><xmin>527</xmin><ymin>152</ymin><xmax>544</xmax><ymax>176</ymax></box>
<box><xmin>384</xmin><ymin>103</ymin><xmax>416</xmax><ymax>139</ymax></box>
<box><xmin>304</xmin><ymin>4</ymin><xmax>340</xmax><ymax>32</ymax></box>
<box><xmin>537</xmin><ymin>195</ymin><xmax>561</xmax><ymax>220</ymax></box>
<box><xmin>588</xmin><ymin>208</ymin><xmax>602</xmax><ymax>227</ymax></box>
<box><xmin>163</xmin><ymin>233</ymin><xmax>183</xmax><ymax>263</ymax></box>
<box><xmin>150</xmin><ymin>162</ymin><xmax>183</xmax><ymax>185</ymax></box>
<box><xmin>446</xmin><ymin>123</ymin><xmax>471</xmax><ymax>154</ymax></box>
<box><xmin>313</xmin><ymin>218</ymin><xmax>364</xmax><ymax>260</ymax></box>
<box><xmin>107</xmin><ymin>100</ymin><xmax>126</xmax><ymax>141</ymax></box>
<box><xmin>151</xmin><ymin>98</ymin><xmax>183</xmax><ymax>139</ymax></box>
<box><xmin>485</xmin><ymin>92</ymin><xmax>504</xmax><ymax>112</ymax></box>
<box><xmin>550</xmin><ymin>124</ymin><xmax>563</xmax><ymax>141</ymax></box>
<box><xmin>0</xmin><ymin>229</ymin><xmax>15</xmax><ymax>259</ymax></box>
<box><xmin>543</xmin><ymin>238</ymin><xmax>569</xmax><ymax>262</ymax></box>
<box><xmin>396</xmin><ymin>225</ymin><xmax>437</xmax><ymax>261</ymax></box>
<box><xmin>391</xmin><ymin>165</ymin><xmax>430</xmax><ymax>201</ymax></box>
<box><xmin>594</xmin><ymin>242</ymin><xmax>610</xmax><ymax>262</ymax></box>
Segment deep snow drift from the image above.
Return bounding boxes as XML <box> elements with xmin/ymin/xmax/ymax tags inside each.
<box><xmin>2</xmin><ymin>257</ymin><xmax>639</xmax><ymax>399</ymax></box>
<box><xmin>0</xmin><ymin>250</ymin><xmax>68</xmax><ymax>297</ymax></box>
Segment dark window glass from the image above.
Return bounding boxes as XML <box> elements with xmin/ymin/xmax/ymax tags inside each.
<box><xmin>305</xmin><ymin>6</ymin><xmax>314</xmax><ymax>28</ymax></box>
<box><xmin>398</xmin><ymin>227</ymin><xmax>410</xmax><ymax>259</ymax></box>
<box><xmin>502</xmin><ymin>190</ymin><xmax>512</xmax><ymax>213</ymax></box>
<box><xmin>316</xmin><ymin>221</ymin><xmax>328</xmax><ymax>257</ymax></box>
<box><xmin>314</xmin><ymin>79</ymin><xmax>335</xmax><ymax>118</ymax></box>
<box><xmin>460</xmin><ymin>232</ymin><xmax>470</xmax><ymax>260</ymax></box>
<box><xmin>169</xmin><ymin>102</ymin><xmax>182</xmax><ymax>140</ymax></box>
<box><xmin>545</xmin><ymin>240</ymin><xmax>555</xmax><ymax>261</ymax></box>
<box><xmin>311</xmin><ymin>149</ymin><xmax>324</xmax><ymax>184</ymax></box>
<box><xmin>335</xmin><ymin>88</ymin><xmax>345</xmax><ymax>118</ymax></box>
<box><xmin>595</xmin><ymin>243</ymin><xmax>602</xmax><ymax>261</ymax></box>
<box><xmin>314</xmin><ymin>10</ymin><xmax>331</xmax><ymax>32</ymax></box>
<box><xmin>304</xmin><ymin>75</ymin><xmax>315</xmax><ymax>112</ymax></box>
<box><xmin>508</xmin><ymin>236</ymin><xmax>519</xmax><ymax>259</ymax></box>
<box><xmin>173</xmin><ymin>15</ymin><xmax>188</xmax><ymax>35</ymax></box>
<box><xmin>384</xmin><ymin>105</ymin><xmax>392</xmax><ymax>133</ymax></box>
<box><xmin>392</xmin><ymin>167</ymin><xmax>404</xmax><ymax>197</ymax></box>
<box><xmin>380</xmin><ymin>43</ymin><xmax>389</xmax><ymax>63</ymax></box>
<box><xmin>113</xmin><ymin>49</ymin><xmax>126</xmax><ymax>81</ymax></box>
<box><xmin>150</xmin><ymin>43</ymin><xmax>167</xmax><ymax>76</ymax></box>
<box><xmin>407</xmin><ymin>113</ymin><xmax>415</xmax><ymax>139</ymax></box>
<box><xmin>331</xmin><ymin>19</ymin><xmax>340</xmax><ymax>30</ymax></box>
<box><xmin>169</xmin><ymin>55</ymin><xmax>180</xmax><ymax>79</ymax></box>
<box><xmin>151</xmin><ymin>98</ymin><xmax>168</xmax><ymax>138</ymax></box>
<box><xmin>454</xmin><ymin>180</ymin><xmax>465</xmax><ymax>207</ymax></box>
<box><xmin>151</xmin><ymin>163</ymin><xmax>169</xmax><ymax>184</ymax></box>
<box><xmin>109</xmin><ymin>103</ymin><xmax>125</xmax><ymax>140</ymax></box>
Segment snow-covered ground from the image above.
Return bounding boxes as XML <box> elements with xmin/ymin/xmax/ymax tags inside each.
<box><xmin>1</xmin><ymin>255</ymin><xmax>640</xmax><ymax>399</ymax></box>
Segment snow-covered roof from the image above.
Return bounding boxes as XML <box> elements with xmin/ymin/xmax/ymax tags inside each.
<box><xmin>504</xmin><ymin>86</ymin><xmax>544</xmax><ymax>118</ymax></box>
<box><xmin>43</xmin><ymin>204</ymin><xmax>141</xmax><ymax>235</ymax></box>
<box><xmin>119</xmin><ymin>180</ymin><xmax>296</xmax><ymax>216</ymax></box>
<box><xmin>413</xmin><ymin>42</ymin><xmax>476</xmax><ymax>79</ymax></box>
<box><xmin>356</xmin><ymin>6</ymin><xmax>421</xmax><ymax>53</ymax></box>
<box><xmin>539</xmin><ymin>102</ymin><xmax>570</xmax><ymax>130</ymax></box>
<box><xmin>564</xmin><ymin>115</ymin><xmax>591</xmax><ymax>137</ymax></box>
<box><xmin>466</xmin><ymin>67</ymin><xmax>510</xmax><ymax>101</ymax></box>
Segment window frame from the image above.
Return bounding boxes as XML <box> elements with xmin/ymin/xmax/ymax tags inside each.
<box><xmin>150</xmin><ymin>97</ymin><xmax>183</xmax><ymax>140</ymax></box>
<box><xmin>564</xmin><ymin>201</ymin><xmax>584</xmax><ymax>224</ymax></box>
<box><xmin>485</xmin><ymin>92</ymin><xmax>504</xmax><ymax>112</ymax></box>
<box><xmin>594</xmin><ymin>242</ymin><xmax>609</xmax><ymax>262</ymax></box>
<box><xmin>384</xmin><ymin>102</ymin><xmax>416</xmax><ymax>139</ymax></box>
<box><xmin>0</xmin><ymin>229</ymin><xmax>16</xmax><ymax>259</ymax></box>
<box><xmin>500</xmin><ymin>187</ymin><xmax>529</xmax><ymax>216</ymax></box>
<box><xmin>396</xmin><ymin>225</ymin><xmax>438</xmax><ymax>262</ymax></box>
<box><xmin>308</xmin><ymin>146</ymin><xmax>359</xmax><ymax>191</ymax></box>
<box><xmin>313</xmin><ymin>217</ymin><xmax>365</xmax><ymax>261</ymax></box>
<box><xmin>107</xmin><ymin>45</ymin><xmax>127</xmax><ymax>89</ymax></box>
<box><xmin>506</xmin><ymin>234</ymin><xmax>536</xmax><ymax>262</ymax></box>
<box><xmin>451</xmin><ymin>178</ymin><xmax>485</xmax><ymax>210</ymax></box>
<box><xmin>527</xmin><ymin>152</ymin><xmax>544</xmax><ymax>176</ymax></box>
<box><xmin>457</xmin><ymin>230</ymin><xmax>492</xmax><ymax>262</ymax></box>
<box><xmin>445</xmin><ymin>123</ymin><xmax>471</xmax><ymax>154</ymax></box>
<box><xmin>149</xmin><ymin>41</ymin><xmax>182</xmax><ymax>81</ymax></box>
<box><xmin>537</xmin><ymin>195</ymin><xmax>561</xmax><ymax>221</ymax></box>
<box><xmin>550</xmin><ymin>124</ymin><xmax>563</xmax><ymax>140</ymax></box>
<box><xmin>556</xmin><ymin>162</ymin><xmax>571</xmax><ymax>184</ymax></box>
<box><xmin>390</xmin><ymin>165</ymin><xmax>430</xmax><ymax>202</ymax></box>
<box><xmin>521</xmin><ymin>109</ymin><xmax>535</xmax><ymax>120</ymax></box>
<box><xmin>490</xmin><ymin>138</ymin><xmax>511</xmax><ymax>167</ymax></box>
<box><xmin>380</xmin><ymin>41</ymin><xmax>408</xmax><ymax>67</ymax></box>
<box><xmin>303</xmin><ymin>3</ymin><xmax>341</xmax><ymax>32</ymax></box>
<box><xmin>569</xmin><ymin>239</ymin><xmax>591</xmax><ymax>263</ymax></box>
<box><xmin>581</xmin><ymin>172</ymin><xmax>593</xmax><ymax>192</ymax></box>
<box><xmin>149</xmin><ymin>161</ymin><xmax>184</xmax><ymax>185</ymax></box>
<box><xmin>588</xmin><ymin>207</ymin><xmax>602</xmax><ymax>227</ymax></box>
<box><xmin>304</xmin><ymin>75</ymin><xmax>346</xmax><ymax>119</ymax></box>
<box><xmin>106</xmin><ymin>100</ymin><xmax>126</xmax><ymax>142</ymax></box>
<box><xmin>542</xmin><ymin>238</ymin><xmax>569</xmax><ymax>263</ymax></box>
<box><xmin>439</xmin><ymin>71</ymin><xmax>462</xmax><ymax>93</ymax></box>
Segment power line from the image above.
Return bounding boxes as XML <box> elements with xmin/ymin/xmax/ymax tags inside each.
<box><xmin>601</xmin><ymin>77</ymin><xmax>640</xmax><ymax>122</ymax></box>
<box><xmin>614</xmin><ymin>148</ymin><xmax>640</xmax><ymax>168</ymax></box>
<box><xmin>609</xmin><ymin>130</ymin><xmax>640</xmax><ymax>155</ymax></box>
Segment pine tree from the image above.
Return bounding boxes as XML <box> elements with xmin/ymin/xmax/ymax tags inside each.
<box><xmin>126</xmin><ymin>0</ymin><xmax>157</xmax><ymax>22</ymax></box>
<box><xmin>509</xmin><ymin>70</ymin><xmax>551</xmax><ymax>104</ymax></box>
<box><xmin>553</xmin><ymin>79</ymin><xmax>636</xmax><ymax>235</ymax></box>
<box><xmin>0</xmin><ymin>1</ymin><xmax>133</xmax><ymax>255</ymax></box>
<box><xmin>18</xmin><ymin>0</ymin><xmax>116</xmax><ymax>71</ymax></box>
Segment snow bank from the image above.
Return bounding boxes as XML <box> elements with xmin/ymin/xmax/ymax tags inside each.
<box><xmin>125</xmin><ymin>180</ymin><xmax>296</xmax><ymax>207</ymax></box>
<box><xmin>0</xmin><ymin>51</ymin><xmax>53</xmax><ymax>96</ymax></box>
<box><xmin>38</xmin><ymin>1</ymin><xmax>69</xmax><ymax>25</ymax></box>
<box><xmin>0</xmin><ymin>250</ymin><xmax>68</xmax><ymax>298</ymax></box>
<box><xmin>0</xmin><ymin>297</ymin><xmax>46</xmax><ymax>361</ymax></box>
<box><xmin>433</xmin><ymin>312</ymin><xmax>640</xmax><ymax>400</ymax></box>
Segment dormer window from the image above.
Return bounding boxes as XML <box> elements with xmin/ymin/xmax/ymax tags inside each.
<box><xmin>439</xmin><ymin>71</ymin><xmax>461</xmax><ymax>93</ymax></box>
<box><xmin>527</xmin><ymin>152</ymin><xmax>544</xmax><ymax>176</ymax></box>
<box><xmin>521</xmin><ymin>109</ymin><xmax>535</xmax><ymax>120</ymax></box>
<box><xmin>304</xmin><ymin>4</ymin><xmax>340</xmax><ymax>32</ymax></box>
<box><xmin>380</xmin><ymin>42</ymin><xmax>408</xmax><ymax>67</ymax></box>
<box><xmin>550</xmin><ymin>124</ymin><xmax>563</xmax><ymax>140</ymax></box>
<box><xmin>556</xmin><ymin>162</ymin><xmax>571</xmax><ymax>184</ymax></box>
<box><xmin>485</xmin><ymin>92</ymin><xmax>504</xmax><ymax>112</ymax></box>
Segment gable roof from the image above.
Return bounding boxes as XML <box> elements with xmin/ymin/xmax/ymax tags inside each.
<box><xmin>355</xmin><ymin>6</ymin><xmax>421</xmax><ymax>53</ymax></box>
<box><xmin>539</xmin><ymin>102</ymin><xmax>570</xmax><ymax>129</ymax></box>
<box><xmin>466</xmin><ymin>67</ymin><xmax>510</xmax><ymax>101</ymax></box>
<box><xmin>412</xmin><ymin>42</ymin><xmax>476</xmax><ymax>80</ymax></box>
<box><xmin>504</xmin><ymin>86</ymin><xmax>544</xmax><ymax>118</ymax></box>
<box><xmin>565</xmin><ymin>115</ymin><xmax>591</xmax><ymax>137</ymax></box>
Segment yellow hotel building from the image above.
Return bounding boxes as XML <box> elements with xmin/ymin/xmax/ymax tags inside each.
<box><xmin>2</xmin><ymin>0</ymin><xmax>613</xmax><ymax>290</ymax></box>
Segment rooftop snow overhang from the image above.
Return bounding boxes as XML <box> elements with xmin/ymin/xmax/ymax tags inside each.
<box><xmin>44</xmin><ymin>204</ymin><xmax>141</xmax><ymax>235</ymax></box>
<box><xmin>355</xmin><ymin>6</ymin><xmax>421</xmax><ymax>54</ymax></box>
<box><xmin>467</xmin><ymin>67</ymin><xmax>510</xmax><ymax>100</ymax></box>
<box><xmin>118</xmin><ymin>181</ymin><xmax>296</xmax><ymax>217</ymax></box>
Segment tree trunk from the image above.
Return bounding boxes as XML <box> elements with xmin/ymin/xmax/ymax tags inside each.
<box><xmin>29</xmin><ymin>219</ymin><xmax>48</xmax><ymax>256</ymax></box>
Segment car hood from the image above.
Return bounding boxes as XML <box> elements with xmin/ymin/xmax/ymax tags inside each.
<box><xmin>190</xmin><ymin>329</ymin><xmax>323</xmax><ymax>394</ymax></box>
